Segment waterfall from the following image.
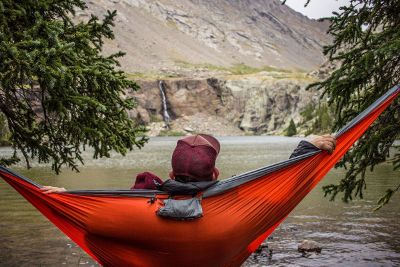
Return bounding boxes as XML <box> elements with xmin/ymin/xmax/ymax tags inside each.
<box><xmin>158</xmin><ymin>80</ymin><xmax>171</xmax><ymax>127</ymax></box>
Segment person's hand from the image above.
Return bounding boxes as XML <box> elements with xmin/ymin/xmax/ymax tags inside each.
<box><xmin>309</xmin><ymin>134</ymin><xmax>336</xmax><ymax>154</ymax></box>
<box><xmin>40</xmin><ymin>186</ymin><xmax>67</xmax><ymax>194</ymax></box>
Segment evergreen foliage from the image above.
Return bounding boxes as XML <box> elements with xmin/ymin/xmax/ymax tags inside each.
<box><xmin>306</xmin><ymin>0</ymin><xmax>400</xmax><ymax>207</ymax></box>
<box><xmin>286</xmin><ymin>119</ymin><xmax>297</xmax><ymax>137</ymax></box>
<box><xmin>0</xmin><ymin>0</ymin><xmax>147</xmax><ymax>173</ymax></box>
<box><xmin>0</xmin><ymin>112</ymin><xmax>10</xmax><ymax>145</ymax></box>
<box><xmin>301</xmin><ymin>102</ymin><xmax>334</xmax><ymax>135</ymax></box>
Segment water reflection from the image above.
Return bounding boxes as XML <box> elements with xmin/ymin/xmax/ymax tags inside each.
<box><xmin>0</xmin><ymin>136</ymin><xmax>399</xmax><ymax>266</ymax></box>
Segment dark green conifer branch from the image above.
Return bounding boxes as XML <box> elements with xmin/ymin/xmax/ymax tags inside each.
<box><xmin>0</xmin><ymin>0</ymin><xmax>147</xmax><ymax>173</ymax></box>
<box><xmin>304</xmin><ymin>0</ymin><xmax>400</xmax><ymax>207</ymax></box>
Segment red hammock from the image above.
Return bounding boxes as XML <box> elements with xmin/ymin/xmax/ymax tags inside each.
<box><xmin>0</xmin><ymin>85</ymin><xmax>399</xmax><ymax>267</ymax></box>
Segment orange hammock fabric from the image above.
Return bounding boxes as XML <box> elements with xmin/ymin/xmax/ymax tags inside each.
<box><xmin>0</xmin><ymin>85</ymin><xmax>399</xmax><ymax>267</ymax></box>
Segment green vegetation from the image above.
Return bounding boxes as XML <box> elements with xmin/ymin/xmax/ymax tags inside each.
<box><xmin>158</xmin><ymin>130</ymin><xmax>186</xmax><ymax>137</ymax></box>
<box><xmin>149</xmin><ymin>114</ymin><xmax>163</xmax><ymax>123</ymax></box>
<box><xmin>174</xmin><ymin>60</ymin><xmax>299</xmax><ymax>75</ymax></box>
<box><xmin>0</xmin><ymin>113</ymin><xmax>11</xmax><ymax>146</ymax></box>
<box><xmin>300</xmin><ymin>103</ymin><xmax>314</xmax><ymax>121</ymax></box>
<box><xmin>126</xmin><ymin>61</ymin><xmax>312</xmax><ymax>81</ymax></box>
<box><xmin>223</xmin><ymin>64</ymin><xmax>292</xmax><ymax>75</ymax></box>
<box><xmin>285</xmin><ymin>119</ymin><xmax>297</xmax><ymax>137</ymax></box>
<box><xmin>304</xmin><ymin>0</ymin><xmax>400</xmax><ymax>207</ymax></box>
<box><xmin>312</xmin><ymin>104</ymin><xmax>332</xmax><ymax>134</ymax></box>
<box><xmin>300</xmin><ymin>103</ymin><xmax>334</xmax><ymax>136</ymax></box>
<box><xmin>0</xmin><ymin>0</ymin><xmax>147</xmax><ymax>173</ymax></box>
<box><xmin>126</xmin><ymin>71</ymin><xmax>180</xmax><ymax>81</ymax></box>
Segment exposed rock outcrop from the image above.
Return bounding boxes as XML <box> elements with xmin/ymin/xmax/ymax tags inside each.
<box><xmin>129</xmin><ymin>72</ymin><xmax>320</xmax><ymax>136</ymax></box>
<box><xmin>209</xmin><ymin>75</ymin><xmax>319</xmax><ymax>134</ymax></box>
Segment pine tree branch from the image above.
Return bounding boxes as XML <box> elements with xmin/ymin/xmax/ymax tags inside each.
<box><xmin>0</xmin><ymin>1</ymin><xmax>147</xmax><ymax>173</ymax></box>
<box><xmin>308</xmin><ymin>0</ymin><xmax>400</xmax><ymax>206</ymax></box>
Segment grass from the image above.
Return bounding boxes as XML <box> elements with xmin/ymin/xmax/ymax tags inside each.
<box><xmin>158</xmin><ymin>130</ymin><xmax>186</xmax><ymax>137</ymax></box>
<box><xmin>0</xmin><ymin>113</ymin><xmax>11</xmax><ymax>146</ymax></box>
<box><xmin>125</xmin><ymin>61</ymin><xmax>315</xmax><ymax>82</ymax></box>
<box><xmin>174</xmin><ymin>60</ymin><xmax>295</xmax><ymax>75</ymax></box>
<box><xmin>126</xmin><ymin>71</ymin><xmax>180</xmax><ymax>81</ymax></box>
<box><xmin>149</xmin><ymin>114</ymin><xmax>163</xmax><ymax>123</ymax></box>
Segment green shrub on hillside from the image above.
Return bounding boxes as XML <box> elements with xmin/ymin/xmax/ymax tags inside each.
<box><xmin>0</xmin><ymin>113</ymin><xmax>10</xmax><ymax>146</ymax></box>
<box><xmin>300</xmin><ymin>103</ymin><xmax>334</xmax><ymax>136</ymax></box>
<box><xmin>158</xmin><ymin>130</ymin><xmax>186</xmax><ymax>137</ymax></box>
<box><xmin>286</xmin><ymin>119</ymin><xmax>297</xmax><ymax>137</ymax></box>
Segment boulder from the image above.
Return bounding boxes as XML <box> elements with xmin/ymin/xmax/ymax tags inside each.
<box><xmin>298</xmin><ymin>239</ymin><xmax>322</xmax><ymax>253</ymax></box>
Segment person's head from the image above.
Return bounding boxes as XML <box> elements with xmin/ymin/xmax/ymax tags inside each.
<box><xmin>169</xmin><ymin>134</ymin><xmax>220</xmax><ymax>182</ymax></box>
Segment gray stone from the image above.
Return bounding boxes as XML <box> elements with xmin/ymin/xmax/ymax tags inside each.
<box><xmin>183</xmin><ymin>127</ymin><xmax>194</xmax><ymax>132</ymax></box>
<box><xmin>298</xmin><ymin>240</ymin><xmax>322</xmax><ymax>253</ymax></box>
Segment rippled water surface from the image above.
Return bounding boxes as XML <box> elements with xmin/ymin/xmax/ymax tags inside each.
<box><xmin>0</xmin><ymin>136</ymin><xmax>399</xmax><ymax>266</ymax></box>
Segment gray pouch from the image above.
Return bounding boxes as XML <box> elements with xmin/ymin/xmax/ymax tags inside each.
<box><xmin>156</xmin><ymin>197</ymin><xmax>203</xmax><ymax>220</ymax></box>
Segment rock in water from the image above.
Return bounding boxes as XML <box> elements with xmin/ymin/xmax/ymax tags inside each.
<box><xmin>298</xmin><ymin>240</ymin><xmax>322</xmax><ymax>253</ymax></box>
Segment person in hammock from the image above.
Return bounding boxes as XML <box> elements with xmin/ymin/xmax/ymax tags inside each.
<box><xmin>41</xmin><ymin>134</ymin><xmax>336</xmax><ymax>194</ymax></box>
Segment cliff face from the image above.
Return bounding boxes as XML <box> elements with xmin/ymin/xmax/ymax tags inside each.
<box><xmin>129</xmin><ymin>73</ymin><xmax>320</xmax><ymax>136</ymax></box>
<box><xmin>211</xmin><ymin>76</ymin><xmax>318</xmax><ymax>133</ymax></box>
<box><xmin>79</xmin><ymin>0</ymin><xmax>330</xmax><ymax>135</ymax></box>
<box><xmin>80</xmin><ymin>0</ymin><xmax>331</xmax><ymax>72</ymax></box>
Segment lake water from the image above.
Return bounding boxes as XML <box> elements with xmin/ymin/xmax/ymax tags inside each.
<box><xmin>0</xmin><ymin>136</ymin><xmax>399</xmax><ymax>266</ymax></box>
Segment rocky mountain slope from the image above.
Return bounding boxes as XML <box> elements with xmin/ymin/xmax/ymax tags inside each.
<box><xmin>80</xmin><ymin>0</ymin><xmax>331</xmax><ymax>73</ymax></box>
<box><xmin>77</xmin><ymin>0</ymin><xmax>332</xmax><ymax>136</ymax></box>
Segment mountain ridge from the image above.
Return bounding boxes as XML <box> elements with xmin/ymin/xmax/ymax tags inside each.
<box><xmin>80</xmin><ymin>0</ymin><xmax>332</xmax><ymax>73</ymax></box>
